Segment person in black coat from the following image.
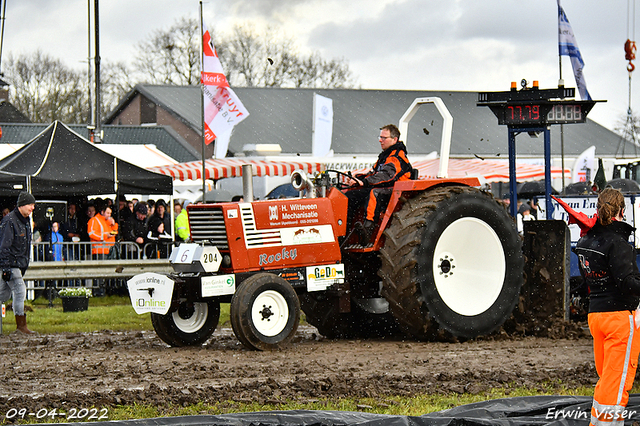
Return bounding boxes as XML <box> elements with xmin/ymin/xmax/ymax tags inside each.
<box><xmin>121</xmin><ymin>202</ymin><xmax>149</xmax><ymax>259</ymax></box>
<box><xmin>147</xmin><ymin>199</ymin><xmax>172</xmax><ymax>258</ymax></box>
<box><xmin>0</xmin><ymin>191</ymin><xmax>36</xmax><ymax>334</ymax></box>
<box><xmin>574</xmin><ymin>188</ymin><xmax>640</xmax><ymax>424</ymax></box>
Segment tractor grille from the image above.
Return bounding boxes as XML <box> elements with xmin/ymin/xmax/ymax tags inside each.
<box><xmin>188</xmin><ymin>207</ymin><xmax>229</xmax><ymax>249</ymax></box>
<box><xmin>240</xmin><ymin>205</ymin><xmax>282</xmax><ymax>248</ymax></box>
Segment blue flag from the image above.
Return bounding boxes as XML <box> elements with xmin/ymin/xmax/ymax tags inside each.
<box><xmin>558</xmin><ymin>0</ymin><xmax>591</xmax><ymax>100</ymax></box>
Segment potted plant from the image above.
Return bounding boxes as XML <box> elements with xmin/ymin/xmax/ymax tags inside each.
<box><xmin>58</xmin><ymin>287</ymin><xmax>92</xmax><ymax>312</ymax></box>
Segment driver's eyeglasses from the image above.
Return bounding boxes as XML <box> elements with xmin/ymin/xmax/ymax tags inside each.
<box><xmin>379</xmin><ymin>136</ymin><xmax>393</xmax><ymax>140</ymax></box>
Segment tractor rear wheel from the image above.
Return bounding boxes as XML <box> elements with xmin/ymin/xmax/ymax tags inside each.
<box><xmin>151</xmin><ymin>299</ymin><xmax>220</xmax><ymax>346</ymax></box>
<box><xmin>230</xmin><ymin>273</ymin><xmax>300</xmax><ymax>351</ymax></box>
<box><xmin>379</xmin><ymin>186</ymin><xmax>523</xmax><ymax>340</ymax></box>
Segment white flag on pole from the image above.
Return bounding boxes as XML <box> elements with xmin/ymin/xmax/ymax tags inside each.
<box><xmin>312</xmin><ymin>93</ymin><xmax>334</xmax><ymax>157</ymax></box>
<box><xmin>201</xmin><ymin>24</ymin><xmax>249</xmax><ymax>152</ymax></box>
<box><xmin>572</xmin><ymin>145</ymin><xmax>596</xmax><ymax>183</ymax></box>
<box><xmin>557</xmin><ymin>0</ymin><xmax>591</xmax><ymax>100</ymax></box>
<box><xmin>214</xmin><ymin>128</ymin><xmax>233</xmax><ymax>159</ymax></box>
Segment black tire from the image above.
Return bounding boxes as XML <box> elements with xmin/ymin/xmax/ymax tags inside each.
<box><xmin>300</xmin><ymin>292</ymin><xmax>399</xmax><ymax>339</ymax></box>
<box><xmin>151</xmin><ymin>299</ymin><xmax>220</xmax><ymax>347</ymax></box>
<box><xmin>230</xmin><ymin>273</ymin><xmax>300</xmax><ymax>351</ymax></box>
<box><xmin>380</xmin><ymin>186</ymin><xmax>523</xmax><ymax>340</ymax></box>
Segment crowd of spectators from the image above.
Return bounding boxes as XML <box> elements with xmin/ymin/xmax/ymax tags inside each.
<box><xmin>20</xmin><ymin>196</ymin><xmax>192</xmax><ymax>263</ymax></box>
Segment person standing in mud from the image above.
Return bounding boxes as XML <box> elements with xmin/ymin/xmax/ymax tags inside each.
<box><xmin>0</xmin><ymin>191</ymin><xmax>36</xmax><ymax>334</ymax></box>
<box><xmin>574</xmin><ymin>188</ymin><xmax>640</xmax><ymax>425</ymax></box>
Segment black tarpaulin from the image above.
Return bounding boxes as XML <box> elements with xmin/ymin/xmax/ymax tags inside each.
<box><xmin>42</xmin><ymin>395</ymin><xmax>640</xmax><ymax>426</ymax></box>
<box><xmin>0</xmin><ymin>121</ymin><xmax>172</xmax><ymax>196</ymax></box>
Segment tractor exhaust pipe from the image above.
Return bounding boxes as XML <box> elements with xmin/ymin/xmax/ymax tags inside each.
<box><xmin>291</xmin><ymin>170</ymin><xmax>316</xmax><ymax>198</ymax></box>
<box><xmin>242</xmin><ymin>164</ymin><xmax>254</xmax><ymax>202</ymax></box>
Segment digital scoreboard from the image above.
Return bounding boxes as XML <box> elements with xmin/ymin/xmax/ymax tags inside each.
<box><xmin>491</xmin><ymin>101</ymin><xmax>594</xmax><ymax>126</ymax></box>
<box><xmin>478</xmin><ymin>84</ymin><xmax>601</xmax><ymax>127</ymax></box>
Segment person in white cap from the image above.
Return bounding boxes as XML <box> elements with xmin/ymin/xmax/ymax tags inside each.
<box><xmin>0</xmin><ymin>191</ymin><xmax>36</xmax><ymax>334</ymax></box>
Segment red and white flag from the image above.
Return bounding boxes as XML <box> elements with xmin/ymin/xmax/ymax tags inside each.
<box><xmin>201</xmin><ymin>24</ymin><xmax>249</xmax><ymax>148</ymax></box>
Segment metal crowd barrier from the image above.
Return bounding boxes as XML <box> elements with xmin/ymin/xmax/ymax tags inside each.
<box><xmin>31</xmin><ymin>241</ymin><xmax>176</xmax><ymax>262</ymax></box>
<box><xmin>25</xmin><ymin>241</ymin><xmax>177</xmax><ymax>299</ymax></box>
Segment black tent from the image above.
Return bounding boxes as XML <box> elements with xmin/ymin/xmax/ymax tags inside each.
<box><xmin>0</xmin><ymin>121</ymin><xmax>172</xmax><ymax>196</ymax></box>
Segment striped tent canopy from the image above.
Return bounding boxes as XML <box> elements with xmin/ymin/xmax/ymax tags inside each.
<box><xmin>411</xmin><ymin>158</ymin><xmax>571</xmax><ymax>182</ymax></box>
<box><xmin>151</xmin><ymin>158</ymin><xmax>324</xmax><ymax>181</ymax></box>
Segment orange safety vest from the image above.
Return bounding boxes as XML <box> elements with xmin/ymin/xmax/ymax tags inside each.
<box><xmin>88</xmin><ymin>214</ymin><xmax>118</xmax><ymax>255</ymax></box>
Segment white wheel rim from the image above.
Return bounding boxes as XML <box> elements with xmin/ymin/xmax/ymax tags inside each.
<box><xmin>172</xmin><ymin>302</ymin><xmax>209</xmax><ymax>333</ymax></box>
<box><xmin>251</xmin><ymin>290</ymin><xmax>289</xmax><ymax>337</ymax></box>
<box><xmin>432</xmin><ymin>217</ymin><xmax>505</xmax><ymax>316</ymax></box>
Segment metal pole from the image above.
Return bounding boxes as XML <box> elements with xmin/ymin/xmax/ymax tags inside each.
<box><xmin>199</xmin><ymin>2</ymin><xmax>207</xmax><ymax>200</ymax></box>
<box><xmin>94</xmin><ymin>0</ymin><xmax>102</xmax><ymax>143</ymax></box>
<box><xmin>544</xmin><ymin>126</ymin><xmax>554</xmax><ymax>220</ymax></box>
<box><xmin>508</xmin><ymin>127</ymin><xmax>518</xmax><ymax>218</ymax></box>
<box><xmin>559</xmin><ymin>35</ymin><xmax>566</xmax><ymax>191</ymax></box>
<box><xmin>0</xmin><ymin>0</ymin><xmax>7</xmax><ymax>75</ymax></box>
<box><xmin>87</xmin><ymin>0</ymin><xmax>93</xmax><ymax>134</ymax></box>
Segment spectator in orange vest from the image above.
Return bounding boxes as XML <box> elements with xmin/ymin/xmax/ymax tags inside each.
<box><xmin>87</xmin><ymin>204</ymin><xmax>118</xmax><ymax>258</ymax></box>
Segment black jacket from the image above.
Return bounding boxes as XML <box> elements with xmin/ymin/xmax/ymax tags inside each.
<box><xmin>575</xmin><ymin>220</ymin><xmax>640</xmax><ymax>312</ymax></box>
<box><xmin>122</xmin><ymin>216</ymin><xmax>148</xmax><ymax>245</ymax></box>
<box><xmin>357</xmin><ymin>141</ymin><xmax>412</xmax><ymax>187</ymax></box>
<box><xmin>0</xmin><ymin>208</ymin><xmax>32</xmax><ymax>272</ymax></box>
<box><xmin>147</xmin><ymin>213</ymin><xmax>171</xmax><ymax>239</ymax></box>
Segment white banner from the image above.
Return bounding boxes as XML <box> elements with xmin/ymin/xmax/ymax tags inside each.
<box><xmin>201</xmin><ymin>24</ymin><xmax>249</xmax><ymax>149</ymax></box>
<box><xmin>214</xmin><ymin>128</ymin><xmax>233</xmax><ymax>159</ymax></box>
<box><xmin>312</xmin><ymin>93</ymin><xmax>334</xmax><ymax>157</ymax></box>
<box><xmin>558</xmin><ymin>0</ymin><xmax>591</xmax><ymax>100</ymax></box>
<box><xmin>571</xmin><ymin>145</ymin><xmax>595</xmax><ymax>183</ymax></box>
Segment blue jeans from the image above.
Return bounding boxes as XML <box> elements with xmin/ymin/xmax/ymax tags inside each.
<box><xmin>0</xmin><ymin>268</ymin><xmax>26</xmax><ymax>316</ymax></box>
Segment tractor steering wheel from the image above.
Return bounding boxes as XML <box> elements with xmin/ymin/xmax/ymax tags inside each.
<box><xmin>325</xmin><ymin>169</ymin><xmax>361</xmax><ymax>190</ymax></box>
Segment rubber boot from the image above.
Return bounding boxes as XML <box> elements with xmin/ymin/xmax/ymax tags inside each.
<box><xmin>14</xmin><ymin>314</ymin><xmax>34</xmax><ymax>334</ymax></box>
<box><xmin>361</xmin><ymin>220</ymin><xmax>376</xmax><ymax>246</ymax></box>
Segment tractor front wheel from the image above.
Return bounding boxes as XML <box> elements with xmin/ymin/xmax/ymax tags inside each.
<box><xmin>230</xmin><ymin>273</ymin><xmax>300</xmax><ymax>350</ymax></box>
<box><xmin>151</xmin><ymin>299</ymin><xmax>220</xmax><ymax>346</ymax></box>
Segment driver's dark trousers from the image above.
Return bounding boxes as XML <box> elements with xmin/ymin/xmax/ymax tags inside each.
<box><xmin>345</xmin><ymin>187</ymin><xmax>392</xmax><ymax>226</ymax></box>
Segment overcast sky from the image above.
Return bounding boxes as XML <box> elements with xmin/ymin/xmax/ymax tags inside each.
<box><xmin>3</xmin><ymin>0</ymin><xmax>636</xmax><ymax>132</ymax></box>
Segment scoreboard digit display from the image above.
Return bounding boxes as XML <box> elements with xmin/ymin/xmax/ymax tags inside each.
<box><xmin>546</xmin><ymin>104</ymin><xmax>584</xmax><ymax>124</ymax></box>
<box><xmin>503</xmin><ymin>104</ymin><xmax>542</xmax><ymax>125</ymax></box>
<box><xmin>485</xmin><ymin>101</ymin><xmax>595</xmax><ymax>127</ymax></box>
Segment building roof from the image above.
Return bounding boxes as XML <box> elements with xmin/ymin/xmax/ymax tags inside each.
<box><xmin>0</xmin><ymin>100</ymin><xmax>30</xmax><ymax>123</ymax></box>
<box><xmin>105</xmin><ymin>85</ymin><xmax>635</xmax><ymax>159</ymax></box>
<box><xmin>0</xmin><ymin>123</ymin><xmax>199</xmax><ymax>163</ymax></box>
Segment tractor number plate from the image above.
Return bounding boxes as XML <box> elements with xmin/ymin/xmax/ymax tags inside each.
<box><xmin>171</xmin><ymin>243</ymin><xmax>222</xmax><ymax>273</ymax></box>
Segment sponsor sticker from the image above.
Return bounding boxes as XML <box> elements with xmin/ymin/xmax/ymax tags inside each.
<box><xmin>306</xmin><ymin>264</ymin><xmax>345</xmax><ymax>292</ymax></box>
<box><xmin>127</xmin><ymin>272</ymin><xmax>174</xmax><ymax>315</ymax></box>
<box><xmin>202</xmin><ymin>274</ymin><xmax>236</xmax><ymax>297</ymax></box>
<box><xmin>281</xmin><ymin>225</ymin><xmax>335</xmax><ymax>245</ymax></box>
<box><xmin>227</xmin><ymin>208</ymin><xmax>238</xmax><ymax>219</ymax></box>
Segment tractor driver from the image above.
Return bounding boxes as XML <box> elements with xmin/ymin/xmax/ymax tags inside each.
<box><xmin>345</xmin><ymin>124</ymin><xmax>413</xmax><ymax>244</ymax></box>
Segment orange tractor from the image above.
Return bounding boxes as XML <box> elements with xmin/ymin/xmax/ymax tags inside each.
<box><xmin>127</xmin><ymin>98</ymin><xmax>524</xmax><ymax>350</ymax></box>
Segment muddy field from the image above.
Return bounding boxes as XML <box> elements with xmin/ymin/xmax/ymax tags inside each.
<box><xmin>0</xmin><ymin>322</ymin><xmax>602</xmax><ymax>420</ymax></box>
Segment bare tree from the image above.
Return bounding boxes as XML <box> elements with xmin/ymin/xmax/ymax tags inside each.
<box><xmin>614</xmin><ymin>109</ymin><xmax>640</xmax><ymax>156</ymax></box>
<box><xmin>217</xmin><ymin>24</ymin><xmax>356</xmax><ymax>89</ymax></box>
<box><xmin>132</xmin><ymin>18</ymin><xmax>357</xmax><ymax>89</ymax></box>
<box><xmin>100</xmin><ymin>61</ymin><xmax>134</xmax><ymax>116</ymax></box>
<box><xmin>4</xmin><ymin>51</ymin><xmax>88</xmax><ymax>123</ymax></box>
<box><xmin>133</xmin><ymin>17</ymin><xmax>201</xmax><ymax>85</ymax></box>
